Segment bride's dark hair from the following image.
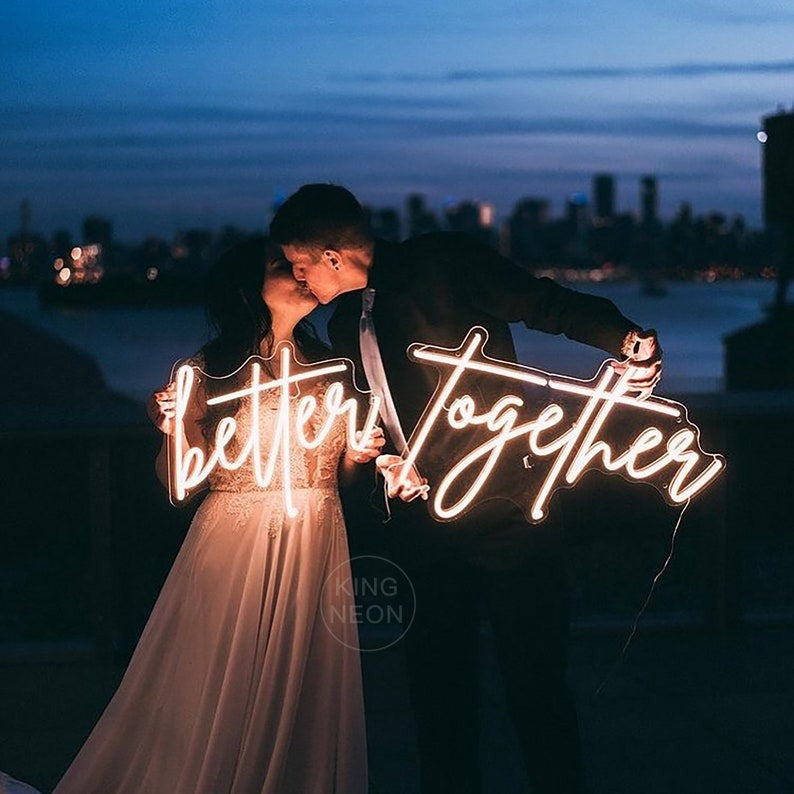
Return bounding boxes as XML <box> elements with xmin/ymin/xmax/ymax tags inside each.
<box><xmin>196</xmin><ymin>236</ymin><xmax>329</xmax><ymax>439</ymax></box>
<box><xmin>200</xmin><ymin>234</ymin><xmax>327</xmax><ymax>378</ymax></box>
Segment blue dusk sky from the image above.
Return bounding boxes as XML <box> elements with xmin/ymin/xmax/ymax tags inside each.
<box><xmin>1</xmin><ymin>0</ymin><xmax>792</xmax><ymax>240</ymax></box>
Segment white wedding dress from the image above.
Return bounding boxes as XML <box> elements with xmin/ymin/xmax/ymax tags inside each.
<box><xmin>3</xmin><ymin>362</ymin><xmax>368</xmax><ymax>794</ymax></box>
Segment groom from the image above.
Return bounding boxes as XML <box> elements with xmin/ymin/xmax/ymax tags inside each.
<box><xmin>270</xmin><ymin>184</ymin><xmax>661</xmax><ymax>794</ymax></box>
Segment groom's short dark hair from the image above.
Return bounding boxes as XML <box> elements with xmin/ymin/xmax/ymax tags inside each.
<box><xmin>270</xmin><ymin>184</ymin><xmax>372</xmax><ymax>250</ymax></box>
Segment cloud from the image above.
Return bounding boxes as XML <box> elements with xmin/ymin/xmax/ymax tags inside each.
<box><xmin>2</xmin><ymin>104</ymin><xmax>754</xmax><ymax>156</ymax></box>
<box><xmin>340</xmin><ymin>58</ymin><xmax>794</xmax><ymax>84</ymax></box>
<box><xmin>389</xmin><ymin>115</ymin><xmax>752</xmax><ymax>139</ymax></box>
<box><xmin>0</xmin><ymin>100</ymin><xmax>762</xmax><ymax>238</ymax></box>
<box><xmin>667</xmin><ymin>3</ymin><xmax>794</xmax><ymax>26</ymax></box>
<box><xmin>293</xmin><ymin>92</ymin><xmax>467</xmax><ymax>110</ymax></box>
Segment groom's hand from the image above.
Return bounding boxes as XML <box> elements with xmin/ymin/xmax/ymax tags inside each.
<box><xmin>612</xmin><ymin>328</ymin><xmax>662</xmax><ymax>400</ymax></box>
<box><xmin>376</xmin><ymin>454</ymin><xmax>429</xmax><ymax>502</ymax></box>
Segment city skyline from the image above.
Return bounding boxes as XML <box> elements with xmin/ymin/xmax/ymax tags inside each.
<box><xmin>0</xmin><ymin>169</ymin><xmax>767</xmax><ymax>247</ymax></box>
<box><xmin>5</xmin><ymin>177</ymin><xmax>771</xmax><ymax>294</ymax></box>
<box><xmin>2</xmin><ymin>0</ymin><xmax>793</xmax><ymax>238</ymax></box>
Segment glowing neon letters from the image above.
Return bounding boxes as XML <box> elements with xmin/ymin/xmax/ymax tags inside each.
<box><xmin>401</xmin><ymin>328</ymin><xmax>725</xmax><ymax>522</ymax></box>
<box><xmin>171</xmin><ymin>344</ymin><xmax>381</xmax><ymax>515</ymax></box>
<box><xmin>169</xmin><ymin>329</ymin><xmax>725</xmax><ymax>524</ymax></box>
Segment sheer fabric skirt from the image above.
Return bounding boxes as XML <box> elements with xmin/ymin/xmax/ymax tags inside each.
<box><xmin>53</xmin><ymin>488</ymin><xmax>367</xmax><ymax>794</ymax></box>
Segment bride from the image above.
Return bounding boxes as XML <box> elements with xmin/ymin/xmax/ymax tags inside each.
<box><xmin>3</xmin><ymin>236</ymin><xmax>381</xmax><ymax>794</ymax></box>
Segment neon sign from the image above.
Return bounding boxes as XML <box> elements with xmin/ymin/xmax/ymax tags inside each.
<box><xmin>170</xmin><ymin>344</ymin><xmax>381</xmax><ymax>515</ymax></box>
<box><xmin>169</xmin><ymin>330</ymin><xmax>725</xmax><ymax>524</ymax></box>
<box><xmin>400</xmin><ymin>327</ymin><xmax>725</xmax><ymax>522</ymax></box>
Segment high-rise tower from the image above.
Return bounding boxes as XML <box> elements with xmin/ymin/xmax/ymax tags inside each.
<box><xmin>592</xmin><ymin>173</ymin><xmax>615</xmax><ymax>222</ymax></box>
<box><xmin>761</xmin><ymin>108</ymin><xmax>794</xmax><ymax>310</ymax></box>
<box><xmin>640</xmin><ymin>176</ymin><xmax>658</xmax><ymax>227</ymax></box>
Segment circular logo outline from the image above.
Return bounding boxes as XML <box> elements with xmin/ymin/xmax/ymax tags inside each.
<box><xmin>320</xmin><ymin>554</ymin><xmax>416</xmax><ymax>653</ymax></box>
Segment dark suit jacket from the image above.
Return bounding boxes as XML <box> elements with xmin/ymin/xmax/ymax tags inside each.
<box><xmin>329</xmin><ymin>233</ymin><xmax>639</xmax><ymax>570</ymax></box>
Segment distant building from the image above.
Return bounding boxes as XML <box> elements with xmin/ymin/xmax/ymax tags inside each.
<box><xmin>635</xmin><ymin>176</ymin><xmax>663</xmax><ymax>274</ymax></box>
<box><xmin>406</xmin><ymin>194</ymin><xmax>440</xmax><ymax>237</ymax></box>
<box><xmin>592</xmin><ymin>173</ymin><xmax>615</xmax><ymax>223</ymax></box>
<box><xmin>564</xmin><ymin>193</ymin><xmax>589</xmax><ymax>263</ymax></box>
<box><xmin>762</xmin><ymin>109</ymin><xmax>794</xmax><ymax>226</ymax></box>
<box><xmin>445</xmin><ymin>201</ymin><xmax>476</xmax><ymax>233</ymax></box>
<box><xmin>217</xmin><ymin>225</ymin><xmax>250</xmax><ymax>253</ymax></box>
<box><xmin>82</xmin><ymin>215</ymin><xmax>114</xmax><ymax>269</ymax></box>
<box><xmin>444</xmin><ymin>200</ymin><xmax>495</xmax><ymax>245</ymax></box>
<box><xmin>508</xmin><ymin>198</ymin><xmax>550</xmax><ymax>267</ymax></box>
<box><xmin>512</xmin><ymin>198</ymin><xmax>549</xmax><ymax>228</ymax></box>
<box><xmin>6</xmin><ymin>232</ymin><xmax>48</xmax><ymax>282</ymax></box>
<box><xmin>667</xmin><ymin>202</ymin><xmax>696</xmax><ymax>274</ymax></box>
<box><xmin>640</xmin><ymin>176</ymin><xmax>658</xmax><ymax>227</ymax></box>
<box><xmin>6</xmin><ymin>198</ymin><xmax>48</xmax><ymax>282</ymax></box>
<box><xmin>725</xmin><ymin>107</ymin><xmax>794</xmax><ymax>388</ymax></box>
<box><xmin>51</xmin><ymin>228</ymin><xmax>73</xmax><ymax>260</ymax></box>
<box><xmin>83</xmin><ymin>216</ymin><xmax>113</xmax><ymax>250</ymax></box>
<box><xmin>565</xmin><ymin>193</ymin><xmax>588</xmax><ymax>233</ymax></box>
<box><xmin>178</xmin><ymin>229</ymin><xmax>214</xmax><ymax>270</ymax></box>
<box><xmin>760</xmin><ymin>108</ymin><xmax>794</xmax><ymax>308</ymax></box>
<box><xmin>365</xmin><ymin>207</ymin><xmax>401</xmax><ymax>242</ymax></box>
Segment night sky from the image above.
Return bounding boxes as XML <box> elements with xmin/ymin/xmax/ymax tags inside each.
<box><xmin>2</xmin><ymin>0</ymin><xmax>792</xmax><ymax>239</ymax></box>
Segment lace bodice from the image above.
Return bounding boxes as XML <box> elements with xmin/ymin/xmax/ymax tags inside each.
<box><xmin>182</xmin><ymin>355</ymin><xmax>349</xmax><ymax>494</ymax></box>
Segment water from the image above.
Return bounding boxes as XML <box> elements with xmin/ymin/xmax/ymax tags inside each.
<box><xmin>0</xmin><ymin>281</ymin><xmax>774</xmax><ymax>402</ymax></box>
<box><xmin>511</xmin><ymin>280</ymin><xmax>774</xmax><ymax>393</ymax></box>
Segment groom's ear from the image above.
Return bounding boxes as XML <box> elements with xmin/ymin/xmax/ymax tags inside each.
<box><xmin>322</xmin><ymin>249</ymin><xmax>343</xmax><ymax>271</ymax></box>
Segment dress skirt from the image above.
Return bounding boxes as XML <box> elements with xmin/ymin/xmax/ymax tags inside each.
<box><xmin>53</xmin><ymin>487</ymin><xmax>367</xmax><ymax>794</ymax></box>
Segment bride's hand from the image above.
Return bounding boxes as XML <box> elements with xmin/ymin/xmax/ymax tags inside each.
<box><xmin>375</xmin><ymin>454</ymin><xmax>429</xmax><ymax>502</ymax></box>
<box><xmin>147</xmin><ymin>382</ymin><xmax>177</xmax><ymax>435</ymax></box>
<box><xmin>345</xmin><ymin>426</ymin><xmax>386</xmax><ymax>464</ymax></box>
